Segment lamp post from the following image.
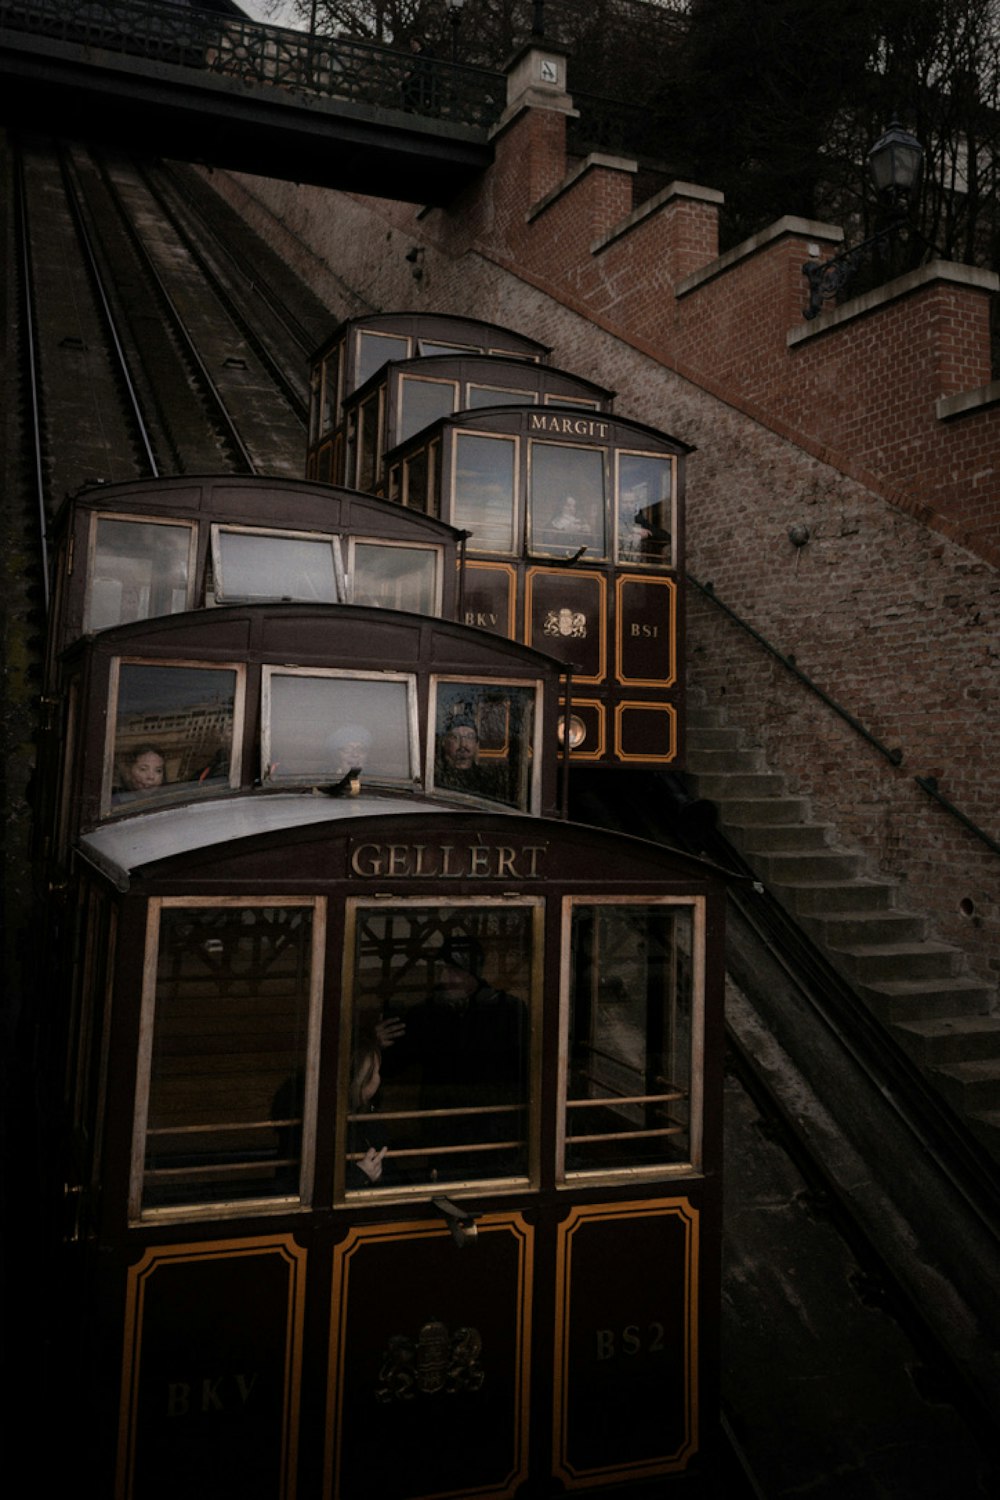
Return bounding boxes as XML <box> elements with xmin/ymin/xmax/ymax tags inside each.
<box><xmin>446</xmin><ymin>0</ymin><xmax>465</xmax><ymax>64</ymax></box>
<box><xmin>802</xmin><ymin>121</ymin><xmax>923</xmax><ymax>320</ymax></box>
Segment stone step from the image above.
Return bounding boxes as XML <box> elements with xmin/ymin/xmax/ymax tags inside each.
<box><xmin>775</xmin><ymin>879</ymin><xmax>895</xmax><ymax>915</ymax></box>
<box><xmin>756</xmin><ymin>849</ymin><xmax>865</xmax><ymax>884</ymax></box>
<box><xmin>892</xmin><ymin>1015</ymin><xmax>1000</xmax><ymax>1066</ymax></box>
<box><xmin>729</xmin><ymin>822</ymin><xmax>831</xmax><ymax>854</ymax></box>
<box><xmin>689</xmin><ymin>771</ymin><xmax>787</xmax><ymax>800</ymax></box>
<box><xmin>685</xmin><ymin>724</ymin><xmax>743</xmax><ymax>751</ymax></box>
<box><xmin>686</xmin><ymin>703</ymin><xmax>999</xmax><ymax>1158</ymax></box>
<box><xmin>800</xmin><ymin>908</ymin><xmax>928</xmax><ymax>949</ymax></box>
<box><xmin>686</xmin><ymin>704</ymin><xmax>727</xmax><ymax>728</ymax></box>
<box><xmin>930</xmin><ymin>1060</ymin><xmax>1000</xmax><ymax>1114</ymax></box>
<box><xmin>966</xmin><ymin>1109</ymin><xmax>1000</xmax><ymax>1158</ymax></box>
<box><xmin>827</xmin><ymin>940</ymin><xmax>963</xmax><ymax>986</ymax></box>
<box><xmin>708</xmin><ymin>795</ymin><xmax>813</xmax><ymax>826</ymax></box>
<box><xmin>857</xmin><ymin>976</ymin><xmax>993</xmax><ymax>1023</ymax></box>
<box><xmin>687</xmin><ymin>746</ymin><xmax>764</xmax><ymax>774</ymax></box>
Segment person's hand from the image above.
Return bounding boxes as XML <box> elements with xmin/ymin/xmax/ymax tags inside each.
<box><xmin>375</xmin><ymin>1016</ymin><xmax>406</xmax><ymax>1048</ymax></box>
<box><xmin>358</xmin><ymin>1145</ymin><xmax>387</xmax><ymax>1182</ymax></box>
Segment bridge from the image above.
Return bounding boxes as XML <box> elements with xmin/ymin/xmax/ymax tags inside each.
<box><xmin>0</xmin><ymin>0</ymin><xmax>504</xmax><ymax>203</ymax></box>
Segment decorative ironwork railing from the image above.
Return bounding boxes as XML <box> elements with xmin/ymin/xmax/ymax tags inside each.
<box><xmin>569</xmin><ymin>89</ymin><xmax>671</xmax><ymax>163</ymax></box>
<box><xmin>0</xmin><ymin>0</ymin><xmax>506</xmax><ymax>130</ymax></box>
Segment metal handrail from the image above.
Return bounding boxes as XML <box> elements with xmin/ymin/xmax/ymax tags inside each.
<box><xmin>0</xmin><ymin>0</ymin><xmax>506</xmax><ymax>129</ymax></box>
<box><xmin>690</xmin><ymin>574</ymin><xmax>999</xmax><ymax>861</ymax></box>
<box><xmin>915</xmin><ymin>777</ymin><xmax>1000</xmax><ymax>858</ymax></box>
<box><xmin>688</xmin><ymin>574</ymin><xmax>903</xmax><ymax>765</ymax></box>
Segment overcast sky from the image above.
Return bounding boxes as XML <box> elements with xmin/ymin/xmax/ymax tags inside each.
<box><xmin>239</xmin><ymin>2</ymin><xmax>304</xmax><ymax>28</ymax></box>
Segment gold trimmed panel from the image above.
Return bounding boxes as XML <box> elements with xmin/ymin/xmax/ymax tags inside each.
<box><xmin>553</xmin><ymin>1198</ymin><xmax>699</xmax><ymax>1488</ymax></box>
<box><xmin>613</xmin><ymin>701</ymin><xmax>677</xmax><ymax>763</ymax></box>
<box><xmin>614</xmin><ymin>574</ymin><xmax>677</xmax><ymax>687</ymax></box>
<box><xmin>326</xmin><ymin>1206</ymin><xmax>530</xmax><ymax>1500</ymax></box>
<box><xmin>116</xmin><ymin>1234</ymin><xmax>306</xmax><ymax>1500</ymax></box>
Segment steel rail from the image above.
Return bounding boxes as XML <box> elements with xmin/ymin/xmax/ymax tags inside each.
<box><xmin>91</xmin><ymin>152</ymin><xmax>257</xmax><ymax>475</ymax></box>
<box><xmin>13</xmin><ymin>143</ymin><xmax>50</xmax><ymax>609</ymax></box>
<box><xmin>57</xmin><ymin>147</ymin><xmax>160</xmax><ymax>477</ymax></box>
<box><xmin>136</xmin><ymin>160</ymin><xmax>310</xmax><ymax>426</ymax></box>
<box><xmin>159</xmin><ymin>161</ymin><xmax>319</xmax><ymax>353</ymax></box>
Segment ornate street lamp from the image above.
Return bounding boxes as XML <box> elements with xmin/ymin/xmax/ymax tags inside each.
<box><xmin>867</xmin><ymin>120</ymin><xmax>924</xmax><ymax>203</ymax></box>
<box><xmin>802</xmin><ymin>121</ymin><xmax>924</xmax><ymax>320</ymax></box>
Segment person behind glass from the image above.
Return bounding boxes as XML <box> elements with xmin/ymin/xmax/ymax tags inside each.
<box><xmin>114</xmin><ymin>743</ymin><xmax>166</xmax><ymax>802</ymax></box>
<box><xmin>550</xmin><ymin>494</ymin><xmax>592</xmax><ymax>536</ymax></box>
<box><xmin>327</xmin><ymin>723</ymin><xmax>373</xmax><ymax>782</ymax></box>
<box><xmin>382</xmin><ymin>937</ymin><xmax>526</xmax><ymax>1177</ymax></box>
<box><xmin>435</xmin><ymin>708</ymin><xmax>497</xmax><ymax>799</ymax></box>
<box><xmin>348</xmin><ymin>1043</ymin><xmax>388</xmax><ymax>1185</ymax></box>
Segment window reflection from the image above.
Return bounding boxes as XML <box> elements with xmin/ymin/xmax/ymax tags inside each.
<box><xmin>398</xmin><ymin>375</ymin><xmax>457</xmax><ymax>443</ymax></box>
<box><xmin>87</xmin><ymin>518</ymin><xmax>193</xmax><ymax>632</ymax></box>
<box><xmin>529</xmin><ymin>443</ymin><xmax>606</xmax><ymax>557</ymax></box>
<box><xmin>111</xmin><ymin>663</ymin><xmax>238</xmax><ymax>809</ymax></box>
<box><xmin>416</xmin><ymin>339</ymin><xmax>475</xmax><ymax>358</ymax></box>
<box><xmin>617</xmin><ymin>452</ymin><xmax>674</xmax><ymax>565</ymax></box>
<box><xmin>565</xmin><ymin>903</ymin><xmax>694</xmax><ymax>1174</ymax></box>
<box><xmin>264</xmin><ymin>670</ymin><xmax>415</xmax><ymax>787</ymax></box>
<box><xmin>357</xmin><ymin>392</ymin><xmax>381</xmax><ymax>490</ymax></box>
<box><xmin>344</xmin><ymin>904</ymin><xmax>535</xmax><ymax>1191</ymax></box>
<box><xmin>466</xmin><ymin>384</ymin><xmax>534</xmax><ymax>409</ymax></box>
<box><xmin>351</xmin><ymin>542</ymin><xmax>438</xmax><ymax>614</ymax></box>
<box><xmin>453</xmin><ymin>432</ymin><xmax>516</xmax><ymax>553</ymax></box>
<box><xmin>403</xmin><ymin>448</ymin><xmax>429</xmax><ymax>512</ymax></box>
<box><xmin>432</xmin><ymin>680</ymin><xmax>536</xmax><ymax>811</ymax></box>
<box><xmin>213</xmin><ymin>528</ymin><xmax>341</xmax><ymax>603</ymax></box>
<box><xmin>139</xmin><ymin>902</ymin><xmax>316</xmax><ymax>1211</ymax></box>
<box><xmin>356</xmin><ymin>330</ymin><xmax>409</xmax><ymax>388</ymax></box>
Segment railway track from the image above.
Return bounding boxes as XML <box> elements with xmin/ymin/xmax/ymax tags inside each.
<box><xmin>14</xmin><ymin>135</ymin><xmax>315</xmax><ymax>526</ymax></box>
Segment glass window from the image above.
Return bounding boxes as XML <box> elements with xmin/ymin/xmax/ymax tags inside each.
<box><xmin>466</xmin><ymin>384</ymin><xmax>536</xmax><ymax>409</ymax></box>
<box><xmin>357</xmin><ymin>391</ymin><xmax>382</xmax><ymax>491</ymax></box>
<box><xmin>350</xmin><ymin>541</ymin><xmax>440</xmax><ymax>615</ymax></box>
<box><xmin>342</xmin><ymin>902</ymin><xmax>537</xmax><ymax>1193</ymax></box>
<box><xmin>563</xmin><ymin>901</ymin><xmax>698</xmax><ymax>1177</ymax></box>
<box><xmin>134</xmin><ymin>900</ymin><xmax>320</xmax><ymax>1214</ymax></box>
<box><xmin>309</xmin><ymin>364</ymin><xmax>322</xmax><ymax>446</ymax></box>
<box><xmin>86</xmin><ymin>517</ymin><xmax>194</xmax><ymax>632</ymax></box>
<box><xmin>356</xmin><ymin>330</ymin><xmax>409</xmax><ymax>388</ymax></box>
<box><xmin>322</xmin><ymin>343</ymin><xmax>343</xmax><ymax>427</ymax></box>
<box><xmin>487</xmin><ymin>348</ymin><xmax>540</xmax><ymax>362</ymax></box>
<box><xmin>344</xmin><ymin>408</ymin><xmax>357</xmax><ymax>490</ymax></box>
<box><xmin>109</xmin><ymin>661</ymin><xmax>241</xmax><ymax>812</ymax></box>
<box><xmin>430</xmin><ymin>679</ymin><xmax>538</xmax><ymax>812</ymax></box>
<box><xmin>452</xmin><ymin>432</ymin><xmax>517</xmax><ymax>554</ymax></box>
<box><xmin>212</xmin><ymin>527</ymin><xmax>343</xmax><ymax>603</ymax></box>
<box><xmin>398</xmin><ymin>375</ymin><xmax>458</xmax><ymax>443</ymax></box>
<box><xmin>416</xmin><ymin>339</ymin><xmax>476</xmax><ymax>357</ymax></box>
<box><xmin>617</xmin><ymin>452</ymin><xmax>674</xmax><ymax>566</ymax></box>
<box><xmin>529</xmin><ymin>442</ymin><xmax>607</xmax><ymax>558</ymax></box>
<box><xmin>542</xmin><ymin>394</ymin><xmax>601</xmax><ymax>410</ymax></box>
<box><xmin>262</xmin><ymin>669</ymin><xmax>416</xmax><ymax>787</ymax></box>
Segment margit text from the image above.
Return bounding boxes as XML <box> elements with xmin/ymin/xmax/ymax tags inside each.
<box><xmin>528</xmin><ymin>413</ymin><xmax>609</xmax><ymax>439</ymax></box>
<box><xmin>349</xmin><ymin>842</ymin><xmax>548</xmax><ymax>879</ymax></box>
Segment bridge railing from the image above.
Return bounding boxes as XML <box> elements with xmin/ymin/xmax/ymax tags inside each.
<box><xmin>0</xmin><ymin>0</ymin><xmax>506</xmax><ymax>129</ymax></box>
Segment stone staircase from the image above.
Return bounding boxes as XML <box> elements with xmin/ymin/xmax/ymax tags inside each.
<box><xmin>686</xmin><ymin>701</ymin><xmax>1000</xmax><ymax>1160</ymax></box>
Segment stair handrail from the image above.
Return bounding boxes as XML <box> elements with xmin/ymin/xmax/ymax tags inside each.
<box><xmin>689</xmin><ymin>574</ymin><xmax>1000</xmax><ymax>862</ymax></box>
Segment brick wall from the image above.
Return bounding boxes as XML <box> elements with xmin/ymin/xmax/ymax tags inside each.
<box><xmin>197</xmin><ymin>88</ymin><xmax>1000</xmax><ymax>996</ymax></box>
